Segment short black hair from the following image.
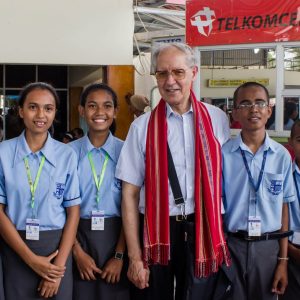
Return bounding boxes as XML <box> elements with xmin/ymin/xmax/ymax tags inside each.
<box><xmin>233</xmin><ymin>82</ymin><xmax>270</xmax><ymax>108</ymax></box>
<box><xmin>19</xmin><ymin>82</ymin><xmax>60</xmax><ymax>108</ymax></box>
<box><xmin>80</xmin><ymin>83</ymin><xmax>117</xmax><ymax>108</ymax></box>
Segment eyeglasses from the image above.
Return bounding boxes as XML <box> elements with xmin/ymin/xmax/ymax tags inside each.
<box><xmin>155</xmin><ymin>69</ymin><xmax>188</xmax><ymax>81</ymax></box>
<box><xmin>236</xmin><ymin>100</ymin><xmax>269</xmax><ymax>110</ymax></box>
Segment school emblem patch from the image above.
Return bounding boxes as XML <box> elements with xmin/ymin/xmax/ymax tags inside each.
<box><xmin>268</xmin><ymin>180</ymin><xmax>282</xmax><ymax>195</ymax></box>
<box><xmin>53</xmin><ymin>182</ymin><xmax>65</xmax><ymax>199</ymax></box>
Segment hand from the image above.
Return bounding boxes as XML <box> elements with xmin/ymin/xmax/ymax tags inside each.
<box><xmin>38</xmin><ymin>278</ymin><xmax>62</xmax><ymax>298</ymax></box>
<box><xmin>271</xmin><ymin>261</ymin><xmax>288</xmax><ymax>295</ymax></box>
<box><xmin>127</xmin><ymin>258</ymin><xmax>149</xmax><ymax>289</ymax></box>
<box><xmin>101</xmin><ymin>257</ymin><xmax>123</xmax><ymax>284</ymax></box>
<box><xmin>28</xmin><ymin>250</ymin><xmax>65</xmax><ymax>282</ymax></box>
<box><xmin>73</xmin><ymin>246</ymin><xmax>102</xmax><ymax>280</ymax></box>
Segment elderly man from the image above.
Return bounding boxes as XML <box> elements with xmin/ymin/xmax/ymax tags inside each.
<box><xmin>116</xmin><ymin>43</ymin><xmax>231</xmax><ymax>300</ymax></box>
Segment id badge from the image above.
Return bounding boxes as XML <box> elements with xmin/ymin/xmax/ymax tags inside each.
<box><xmin>248</xmin><ymin>216</ymin><xmax>261</xmax><ymax>236</ymax></box>
<box><xmin>91</xmin><ymin>210</ymin><xmax>104</xmax><ymax>231</ymax></box>
<box><xmin>292</xmin><ymin>231</ymin><xmax>300</xmax><ymax>245</ymax></box>
<box><xmin>26</xmin><ymin>218</ymin><xmax>40</xmax><ymax>240</ymax></box>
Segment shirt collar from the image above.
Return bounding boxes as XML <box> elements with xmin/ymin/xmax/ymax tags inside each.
<box><xmin>13</xmin><ymin>131</ymin><xmax>56</xmax><ymax>167</ymax></box>
<box><xmin>166</xmin><ymin>102</ymin><xmax>193</xmax><ymax>118</ymax></box>
<box><xmin>230</xmin><ymin>132</ymin><xmax>276</xmax><ymax>153</ymax></box>
<box><xmin>79</xmin><ymin>132</ymin><xmax>117</xmax><ymax>163</ymax></box>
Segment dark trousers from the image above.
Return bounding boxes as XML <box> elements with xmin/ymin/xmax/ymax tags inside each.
<box><xmin>226</xmin><ymin>236</ymin><xmax>279</xmax><ymax>300</ymax></box>
<box><xmin>130</xmin><ymin>216</ymin><xmax>231</xmax><ymax>300</ymax></box>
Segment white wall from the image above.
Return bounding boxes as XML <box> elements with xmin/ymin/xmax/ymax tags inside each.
<box><xmin>0</xmin><ymin>0</ymin><xmax>133</xmax><ymax>65</ymax></box>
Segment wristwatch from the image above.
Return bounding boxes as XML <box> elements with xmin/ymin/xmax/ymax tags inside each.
<box><xmin>114</xmin><ymin>251</ymin><xmax>124</xmax><ymax>260</ymax></box>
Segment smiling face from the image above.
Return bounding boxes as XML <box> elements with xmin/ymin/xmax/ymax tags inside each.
<box><xmin>79</xmin><ymin>89</ymin><xmax>116</xmax><ymax>135</ymax></box>
<box><xmin>232</xmin><ymin>85</ymin><xmax>272</xmax><ymax>133</ymax></box>
<box><xmin>155</xmin><ymin>46</ymin><xmax>197</xmax><ymax>113</ymax></box>
<box><xmin>19</xmin><ymin>88</ymin><xmax>56</xmax><ymax>137</ymax></box>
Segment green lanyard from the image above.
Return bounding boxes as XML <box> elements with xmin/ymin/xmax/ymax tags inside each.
<box><xmin>88</xmin><ymin>151</ymin><xmax>109</xmax><ymax>205</ymax></box>
<box><xmin>24</xmin><ymin>155</ymin><xmax>46</xmax><ymax>216</ymax></box>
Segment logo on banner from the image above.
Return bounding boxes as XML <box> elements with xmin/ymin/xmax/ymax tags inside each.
<box><xmin>191</xmin><ymin>7</ymin><xmax>216</xmax><ymax>37</ymax></box>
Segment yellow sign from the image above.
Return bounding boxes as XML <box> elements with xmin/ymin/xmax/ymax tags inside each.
<box><xmin>208</xmin><ymin>79</ymin><xmax>269</xmax><ymax>87</ymax></box>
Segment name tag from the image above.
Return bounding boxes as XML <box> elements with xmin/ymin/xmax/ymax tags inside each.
<box><xmin>26</xmin><ymin>218</ymin><xmax>40</xmax><ymax>240</ymax></box>
<box><xmin>248</xmin><ymin>216</ymin><xmax>261</xmax><ymax>236</ymax></box>
<box><xmin>91</xmin><ymin>210</ymin><xmax>104</xmax><ymax>231</ymax></box>
<box><xmin>292</xmin><ymin>231</ymin><xmax>300</xmax><ymax>245</ymax></box>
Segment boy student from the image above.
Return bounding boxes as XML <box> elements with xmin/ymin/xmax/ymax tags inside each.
<box><xmin>222</xmin><ymin>82</ymin><xmax>295</xmax><ymax>300</ymax></box>
<box><xmin>282</xmin><ymin>120</ymin><xmax>300</xmax><ymax>299</ymax></box>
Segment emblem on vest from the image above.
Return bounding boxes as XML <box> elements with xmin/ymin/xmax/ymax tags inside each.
<box><xmin>53</xmin><ymin>182</ymin><xmax>65</xmax><ymax>199</ymax></box>
<box><xmin>268</xmin><ymin>180</ymin><xmax>282</xmax><ymax>195</ymax></box>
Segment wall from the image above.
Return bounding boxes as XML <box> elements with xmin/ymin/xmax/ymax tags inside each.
<box><xmin>0</xmin><ymin>0</ymin><xmax>133</xmax><ymax>65</ymax></box>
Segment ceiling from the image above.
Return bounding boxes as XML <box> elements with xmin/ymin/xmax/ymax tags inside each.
<box><xmin>133</xmin><ymin>0</ymin><xmax>185</xmax><ymax>54</ymax></box>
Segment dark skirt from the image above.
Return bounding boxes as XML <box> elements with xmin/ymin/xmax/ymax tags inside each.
<box><xmin>73</xmin><ymin>217</ymin><xmax>130</xmax><ymax>300</ymax></box>
<box><xmin>0</xmin><ymin>229</ymin><xmax>72</xmax><ymax>300</ymax></box>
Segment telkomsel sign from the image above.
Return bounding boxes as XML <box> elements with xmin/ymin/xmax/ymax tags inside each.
<box><xmin>186</xmin><ymin>0</ymin><xmax>300</xmax><ymax>46</ymax></box>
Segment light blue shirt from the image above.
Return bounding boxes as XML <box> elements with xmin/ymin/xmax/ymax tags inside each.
<box><xmin>70</xmin><ymin>133</ymin><xmax>123</xmax><ymax>218</ymax></box>
<box><xmin>289</xmin><ymin>163</ymin><xmax>300</xmax><ymax>244</ymax></box>
<box><xmin>0</xmin><ymin>131</ymin><xmax>81</xmax><ymax>231</ymax></box>
<box><xmin>222</xmin><ymin>133</ymin><xmax>295</xmax><ymax>233</ymax></box>
<box><xmin>116</xmin><ymin>102</ymin><xmax>230</xmax><ymax>216</ymax></box>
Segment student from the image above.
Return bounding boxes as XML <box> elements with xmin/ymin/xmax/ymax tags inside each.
<box><xmin>70</xmin><ymin>83</ymin><xmax>129</xmax><ymax>300</ymax></box>
<box><xmin>282</xmin><ymin>120</ymin><xmax>300</xmax><ymax>299</ymax></box>
<box><xmin>222</xmin><ymin>82</ymin><xmax>295</xmax><ymax>300</ymax></box>
<box><xmin>0</xmin><ymin>82</ymin><xmax>81</xmax><ymax>299</ymax></box>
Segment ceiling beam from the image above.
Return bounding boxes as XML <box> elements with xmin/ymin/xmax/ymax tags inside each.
<box><xmin>134</xmin><ymin>6</ymin><xmax>185</xmax><ymax>17</ymax></box>
<box><xmin>135</xmin><ymin>28</ymin><xmax>185</xmax><ymax>41</ymax></box>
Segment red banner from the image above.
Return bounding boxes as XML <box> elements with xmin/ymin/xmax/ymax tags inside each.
<box><xmin>186</xmin><ymin>0</ymin><xmax>300</xmax><ymax>46</ymax></box>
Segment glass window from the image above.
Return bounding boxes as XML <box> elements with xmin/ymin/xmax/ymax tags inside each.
<box><xmin>5</xmin><ymin>65</ymin><xmax>36</xmax><ymax>88</ymax></box>
<box><xmin>200</xmin><ymin>48</ymin><xmax>275</xmax><ymax>129</ymax></box>
<box><xmin>0</xmin><ymin>65</ymin><xmax>3</xmax><ymax>88</ymax></box>
<box><xmin>38</xmin><ymin>66</ymin><xmax>67</xmax><ymax>88</ymax></box>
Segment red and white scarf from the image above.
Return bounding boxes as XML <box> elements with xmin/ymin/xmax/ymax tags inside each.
<box><xmin>144</xmin><ymin>90</ymin><xmax>231</xmax><ymax>277</ymax></box>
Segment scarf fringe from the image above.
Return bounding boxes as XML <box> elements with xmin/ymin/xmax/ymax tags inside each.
<box><xmin>143</xmin><ymin>244</ymin><xmax>170</xmax><ymax>266</ymax></box>
<box><xmin>194</xmin><ymin>244</ymin><xmax>232</xmax><ymax>278</ymax></box>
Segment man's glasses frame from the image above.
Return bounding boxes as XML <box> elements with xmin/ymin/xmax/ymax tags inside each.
<box><xmin>155</xmin><ymin>68</ymin><xmax>189</xmax><ymax>81</ymax></box>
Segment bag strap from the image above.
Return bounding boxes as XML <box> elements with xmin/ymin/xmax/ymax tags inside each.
<box><xmin>167</xmin><ymin>143</ymin><xmax>184</xmax><ymax>206</ymax></box>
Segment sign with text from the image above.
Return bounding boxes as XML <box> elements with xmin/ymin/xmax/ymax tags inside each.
<box><xmin>208</xmin><ymin>79</ymin><xmax>269</xmax><ymax>88</ymax></box>
<box><xmin>186</xmin><ymin>0</ymin><xmax>300</xmax><ymax>46</ymax></box>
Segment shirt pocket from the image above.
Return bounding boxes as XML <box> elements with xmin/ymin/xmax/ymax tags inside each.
<box><xmin>263</xmin><ymin>172</ymin><xmax>283</xmax><ymax>202</ymax></box>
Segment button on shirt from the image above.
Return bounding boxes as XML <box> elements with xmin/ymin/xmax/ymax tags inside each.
<box><xmin>289</xmin><ymin>163</ymin><xmax>300</xmax><ymax>244</ymax></box>
<box><xmin>70</xmin><ymin>133</ymin><xmax>123</xmax><ymax>219</ymax></box>
<box><xmin>222</xmin><ymin>133</ymin><xmax>295</xmax><ymax>233</ymax></box>
<box><xmin>0</xmin><ymin>132</ymin><xmax>81</xmax><ymax>231</ymax></box>
<box><xmin>116</xmin><ymin>102</ymin><xmax>230</xmax><ymax>216</ymax></box>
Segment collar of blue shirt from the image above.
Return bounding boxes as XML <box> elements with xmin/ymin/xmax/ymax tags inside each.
<box><xmin>13</xmin><ymin>131</ymin><xmax>56</xmax><ymax>167</ymax></box>
<box><xmin>79</xmin><ymin>132</ymin><xmax>117</xmax><ymax>163</ymax></box>
<box><xmin>230</xmin><ymin>132</ymin><xmax>277</xmax><ymax>154</ymax></box>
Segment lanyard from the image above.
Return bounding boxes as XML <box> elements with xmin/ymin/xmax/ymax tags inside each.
<box><xmin>88</xmin><ymin>151</ymin><xmax>109</xmax><ymax>204</ymax></box>
<box><xmin>24</xmin><ymin>155</ymin><xmax>46</xmax><ymax>215</ymax></box>
<box><xmin>293</xmin><ymin>171</ymin><xmax>300</xmax><ymax>205</ymax></box>
<box><xmin>240</xmin><ymin>148</ymin><xmax>268</xmax><ymax>193</ymax></box>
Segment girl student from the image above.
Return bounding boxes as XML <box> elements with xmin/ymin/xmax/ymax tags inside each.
<box><xmin>70</xmin><ymin>83</ymin><xmax>129</xmax><ymax>300</ymax></box>
<box><xmin>0</xmin><ymin>82</ymin><xmax>81</xmax><ymax>299</ymax></box>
